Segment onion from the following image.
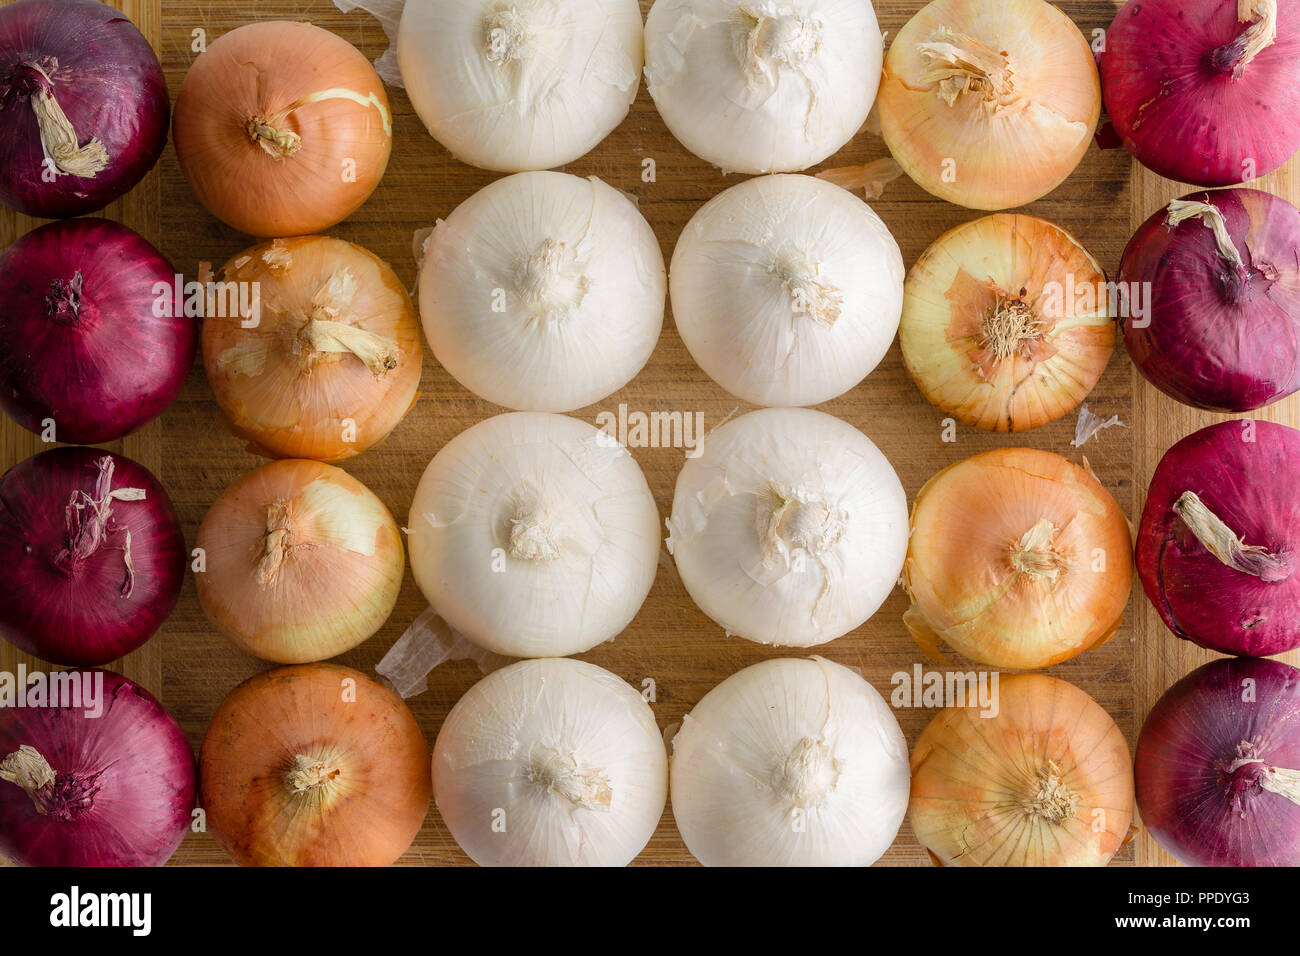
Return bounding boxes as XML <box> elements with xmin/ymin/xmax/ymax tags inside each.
<box><xmin>1121</xmin><ymin>189</ymin><xmax>1300</xmax><ymax>412</ymax></box>
<box><xmin>900</xmin><ymin>214</ymin><xmax>1115</xmax><ymax>432</ymax></box>
<box><xmin>407</xmin><ymin>412</ymin><xmax>660</xmax><ymax>659</ymax></box>
<box><xmin>0</xmin><ymin>670</ymin><xmax>195</xmax><ymax>867</ymax></box>
<box><xmin>670</xmin><ymin>656</ymin><xmax>910</xmax><ymax>866</ymax></box>
<box><xmin>669</xmin><ymin>174</ymin><xmax>904</xmax><ymax>407</ymax></box>
<box><xmin>1137</xmin><ymin>419</ymin><xmax>1300</xmax><ymax>657</ymax></box>
<box><xmin>903</xmin><ymin>448</ymin><xmax>1133</xmax><ymax>670</ymax></box>
<box><xmin>910</xmin><ymin>674</ymin><xmax>1134</xmax><ymax>866</ymax></box>
<box><xmin>420</xmin><ymin>171</ymin><xmax>665</xmax><ymax>413</ymax></box>
<box><xmin>1136</xmin><ymin>657</ymin><xmax>1300</xmax><ymax>866</ymax></box>
<box><xmin>0</xmin><ymin>0</ymin><xmax>169</xmax><ymax>218</ymax></box>
<box><xmin>397</xmin><ymin>0</ymin><xmax>643</xmax><ymax>172</ymax></box>
<box><xmin>173</xmin><ymin>21</ymin><xmax>392</xmax><ymax>238</ymax></box>
<box><xmin>200</xmin><ymin>663</ymin><xmax>430</xmax><ymax>866</ymax></box>
<box><xmin>433</xmin><ymin>658</ymin><xmax>667</xmax><ymax>866</ymax></box>
<box><xmin>876</xmin><ymin>0</ymin><xmax>1101</xmax><ymax>210</ymax></box>
<box><xmin>667</xmin><ymin>407</ymin><xmax>908</xmax><ymax>648</ymax></box>
<box><xmin>195</xmin><ymin>459</ymin><xmax>404</xmax><ymax>664</ymax></box>
<box><xmin>0</xmin><ymin>218</ymin><xmax>194</xmax><ymax>445</ymax></box>
<box><xmin>0</xmin><ymin>448</ymin><xmax>185</xmax><ymax>668</ymax></box>
<box><xmin>205</xmin><ymin>236</ymin><xmax>423</xmax><ymax>462</ymax></box>
<box><xmin>1101</xmin><ymin>0</ymin><xmax>1300</xmax><ymax>188</ymax></box>
<box><xmin>644</xmin><ymin>0</ymin><xmax>885</xmax><ymax>175</ymax></box>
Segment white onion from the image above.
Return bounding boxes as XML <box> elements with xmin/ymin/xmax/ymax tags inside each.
<box><xmin>668</xmin><ymin>407</ymin><xmax>906</xmax><ymax>647</ymax></box>
<box><xmin>670</xmin><ymin>174</ymin><xmax>904</xmax><ymax>406</ymax></box>
<box><xmin>670</xmin><ymin>656</ymin><xmax>910</xmax><ymax>866</ymax></box>
<box><xmin>644</xmin><ymin>0</ymin><xmax>884</xmax><ymax>174</ymax></box>
<box><xmin>434</xmin><ymin>658</ymin><xmax>668</xmax><ymax>866</ymax></box>
<box><xmin>397</xmin><ymin>0</ymin><xmax>644</xmax><ymax>171</ymax></box>
<box><xmin>420</xmin><ymin>171</ymin><xmax>666</xmax><ymax>413</ymax></box>
<box><xmin>407</xmin><ymin>412</ymin><xmax>660</xmax><ymax>658</ymax></box>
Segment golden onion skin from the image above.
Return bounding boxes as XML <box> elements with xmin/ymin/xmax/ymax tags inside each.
<box><xmin>901</xmin><ymin>214</ymin><xmax>1114</xmax><ymax>432</ymax></box>
<box><xmin>878</xmin><ymin>0</ymin><xmax>1101</xmax><ymax>211</ymax></box>
<box><xmin>902</xmin><ymin>447</ymin><xmax>1132</xmax><ymax>670</ymax></box>
<box><xmin>909</xmin><ymin>674</ymin><xmax>1134</xmax><ymax>867</ymax></box>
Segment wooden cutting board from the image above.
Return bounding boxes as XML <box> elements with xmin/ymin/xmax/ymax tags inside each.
<box><xmin>2</xmin><ymin>0</ymin><xmax>1297</xmax><ymax>867</ymax></box>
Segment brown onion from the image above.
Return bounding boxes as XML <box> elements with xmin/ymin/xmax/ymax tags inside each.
<box><xmin>204</xmin><ymin>236</ymin><xmax>422</xmax><ymax>462</ymax></box>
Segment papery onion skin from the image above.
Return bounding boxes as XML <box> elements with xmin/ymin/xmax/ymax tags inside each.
<box><xmin>878</xmin><ymin>0</ymin><xmax>1101</xmax><ymax>210</ymax></box>
<box><xmin>1137</xmin><ymin>657</ymin><xmax>1300</xmax><ymax>867</ymax></box>
<box><xmin>1101</xmin><ymin>0</ymin><xmax>1300</xmax><ymax>188</ymax></box>
<box><xmin>421</xmin><ymin>171</ymin><xmax>665</xmax><ymax>413</ymax></box>
<box><xmin>200</xmin><ymin>663</ymin><xmax>430</xmax><ymax>867</ymax></box>
<box><xmin>670</xmin><ymin>656</ymin><xmax>910</xmax><ymax>866</ymax></box>
<box><xmin>196</xmin><ymin>459</ymin><xmax>405</xmax><ymax>664</ymax></box>
<box><xmin>0</xmin><ymin>0</ymin><xmax>169</xmax><ymax>218</ymax></box>
<box><xmin>910</xmin><ymin>674</ymin><xmax>1133</xmax><ymax>866</ymax></box>
<box><xmin>644</xmin><ymin>0</ymin><xmax>884</xmax><ymax>175</ymax></box>
<box><xmin>398</xmin><ymin>0</ymin><xmax>643</xmax><ymax>172</ymax></box>
<box><xmin>408</xmin><ymin>412</ymin><xmax>660</xmax><ymax>659</ymax></box>
<box><xmin>1137</xmin><ymin>419</ymin><xmax>1300</xmax><ymax>657</ymax></box>
<box><xmin>205</xmin><ymin>236</ymin><xmax>423</xmax><ymax>462</ymax></box>
<box><xmin>903</xmin><ymin>447</ymin><xmax>1132</xmax><ymax>670</ymax></box>
<box><xmin>1121</xmin><ymin>189</ymin><xmax>1300</xmax><ymax>413</ymax></box>
<box><xmin>901</xmin><ymin>214</ymin><xmax>1115</xmax><ymax>432</ymax></box>
<box><xmin>173</xmin><ymin>21</ymin><xmax>392</xmax><ymax>238</ymax></box>
<box><xmin>668</xmin><ymin>407</ymin><xmax>907</xmax><ymax>648</ymax></box>
<box><xmin>433</xmin><ymin>658</ymin><xmax>668</xmax><ymax>866</ymax></box>
<box><xmin>0</xmin><ymin>448</ymin><xmax>185</xmax><ymax>668</ymax></box>
<box><xmin>0</xmin><ymin>218</ymin><xmax>194</xmax><ymax>445</ymax></box>
<box><xmin>670</xmin><ymin>174</ymin><xmax>904</xmax><ymax>407</ymax></box>
<box><xmin>0</xmin><ymin>670</ymin><xmax>195</xmax><ymax>867</ymax></box>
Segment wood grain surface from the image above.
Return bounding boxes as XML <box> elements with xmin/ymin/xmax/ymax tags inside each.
<box><xmin>1</xmin><ymin>0</ymin><xmax>1295</xmax><ymax>867</ymax></box>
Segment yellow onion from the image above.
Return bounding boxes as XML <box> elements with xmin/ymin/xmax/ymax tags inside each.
<box><xmin>196</xmin><ymin>460</ymin><xmax>404</xmax><ymax>664</ymax></box>
<box><xmin>901</xmin><ymin>214</ymin><xmax>1114</xmax><ymax>432</ymax></box>
<box><xmin>902</xmin><ymin>447</ymin><xmax>1132</xmax><ymax>670</ymax></box>
<box><xmin>877</xmin><ymin>0</ymin><xmax>1101</xmax><ymax>210</ymax></box>
<box><xmin>203</xmin><ymin>237</ymin><xmax>422</xmax><ymax>462</ymax></box>
<box><xmin>910</xmin><ymin>673</ymin><xmax>1134</xmax><ymax>867</ymax></box>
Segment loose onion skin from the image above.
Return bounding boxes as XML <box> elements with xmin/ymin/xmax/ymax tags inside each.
<box><xmin>0</xmin><ymin>670</ymin><xmax>195</xmax><ymax>867</ymax></box>
<box><xmin>1121</xmin><ymin>189</ymin><xmax>1300</xmax><ymax>412</ymax></box>
<box><xmin>205</xmin><ymin>236</ymin><xmax>423</xmax><ymax>461</ymax></box>
<box><xmin>903</xmin><ymin>448</ymin><xmax>1133</xmax><ymax>670</ymax></box>
<box><xmin>1137</xmin><ymin>657</ymin><xmax>1300</xmax><ymax>867</ymax></box>
<box><xmin>0</xmin><ymin>448</ymin><xmax>185</xmax><ymax>668</ymax></box>
<box><xmin>1137</xmin><ymin>420</ymin><xmax>1300</xmax><ymax>657</ymax></box>
<box><xmin>200</xmin><ymin>663</ymin><xmax>430</xmax><ymax>867</ymax></box>
<box><xmin>1102</xmin><ymin>0</ymin><xmax>1300</xmax><ymax>188</ymax></box>
<box><xmin>0</xmin><ymin>0</ymin><xmax>169</xmax><ymax>218</ymax></box>
<box><xmin>433</xmin><ymin>658</ymin><xmax>668</xmax><ymax>867</ymax></box>
<box><xmin>196</xmin><ymin>459</ymin><xmax>404</xmax><ymax>664</ymax></box>
<box><xmin>878</xmin><ymin>0</ymin><xmax>1101</xmax><ymax>210</ymax></box>
<box><xmin>911</xmin><ymin>674</ymin><xmax>1133</xmax><ymax>867</ymax></box>
<box><xmin>901</xmin><ymin>215</ymin><xmax>1115</xmax><ymax>432</ymax></box>
<box><xmin>173</xmin><ymin>21</ymin><xmax>392</xmax><ymax>237</ymax></box>
<box><xmin>0</xmin><ymin>218</ymin><xmax>195</xmax><ymax>445</ymax></box>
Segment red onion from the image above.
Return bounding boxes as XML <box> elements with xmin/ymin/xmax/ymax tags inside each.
<box><xmin>0</xmin><ymin>0</ymin><xmax>169</xmax><ymax>218</ymax></box>
<box><xmin>1101</xmin><ymin>0</ymin><xmax>1300</xmax><ymax>187</ymax></box>
<box><xmin>1121</xmin><ymin>188</ymin><xmax>1300</xmax><ymax>412</ymax></box>
<box><xmin>1137</xmin><ymin>657</ymin><xmax>1300</xmax><ymax>867</ymax></box>
<box><xmin>0</xmin><ymin>670</ymin><xmax>195</xmax><ymax>867</ymax></box>
<box><xmin>1137</xmin><ymin>419</ymin><xmax>1300</xmax><ymax>657</ymax></box>
<box><xmin>0</xmin><ymin>447</ymin><xmax>185</xmax><ymax>667</ymax></box>
<box><xmin>0</xmin><ymin>218</ymin><xmax>194</xmax><ymax>444</ymax></box>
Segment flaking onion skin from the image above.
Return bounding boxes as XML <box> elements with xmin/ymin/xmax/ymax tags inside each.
<box><xmin>909</xmin><ymin>674</ymin><xmax>1134</xmax><ymax>867</ymax></box>
<box><xmin>200</xmin><ymin>663</ymin><xmax>431</xmax><ymax>867</ymax></box>
<box><xmin>204</xmin><ymin>236</ymin><xmax>423</xmax><ymax>462</ymax></box>
<box><xmin>877</xmin><ymin>0</ymin><xmax>1101</xmax><ymax>210</ymax></box>
<box><xmin>902</xmin><ymin>447</ymin><xmax>1132</xmax><ymax>670</ymax></box>
<box><xmin>900</xmin><ymin>214</ymin><xmax>1115</xmax><ymax>432</ymax></box>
